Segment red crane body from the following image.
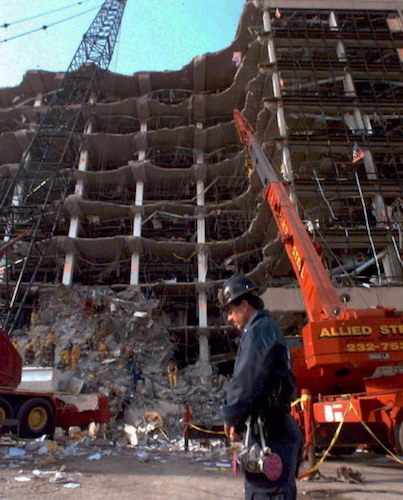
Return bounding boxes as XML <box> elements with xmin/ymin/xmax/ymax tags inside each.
<box><xmin>234</xmin><ymin>109</ymin><xmax>403</xmax><ymax>453</ymax></box>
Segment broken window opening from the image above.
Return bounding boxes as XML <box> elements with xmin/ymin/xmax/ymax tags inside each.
<box><xmin>142</xmin><ymin>213</ymin><xmax>196</xmax><ymax>242</ymax></box>
<box><xmin>203</xmin><ymin>175</ymin><xmax>249</xmax><ymax>203</ymax></box>
<box><xmin>209</xmin><ymin>329</ymin><xmax>238</xmax><ymax>377</ymax></box>
<box><xmin>84</xmin><ymin>181</ymin><xmax>136</xmax><ymax>204</ymax></box>
<box><xmin>146</xmin><ymin>146</ymin><xmax>195</xmax><ymax>169</ymax></box>
<box><xmin>147</xmin><ymin>115</ymin><xmax>190</xmax><ymax>130</ymax></box>
<box><xmin>140</xmin><ymin>253</ymin><xmax>197</xmax><ymax>285</ymax></box>
<box><xmin>206</xmin><ymin>208</ymin><xmax>256</xmax><ymax>241</ymax></box>
<box><xmin>74</xmin><ymin>256</ymin><xmax>131</xmax><ymax>285</ymax></box>
<box><xmin>203</xmin><ymin>145</ymin><xmax>243</xmax><ymax>164</ymax></box>
<box><xmin>79</xmin><ymin>216</ymin><xmax>132</xmax><ymax>238</ymax></box>
<box><xmin>149</xmin><ymin>89</ymin><xmax>193</xmax><ymax>105</ymax></box>
<box><xmin>94</xmin><ymin>114</ymin><xmax>141</xmax><ymax>134</ymax></box>
<box><xmin>143</xmin><ymin>179</ymin><xmax>196</xmax><ymax>202</ymax></box>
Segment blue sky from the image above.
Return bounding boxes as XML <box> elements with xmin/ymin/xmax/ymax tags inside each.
<box><xmin>0</xmin><ymin>0</ymin><xmax>245</xmax><ymax>88</ymax></box>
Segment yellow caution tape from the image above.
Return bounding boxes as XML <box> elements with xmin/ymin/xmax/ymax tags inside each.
<box><xmin>348</xmin><ymin>403</ymin><xmax>403</xmax><ymax>465</ymax></box>
<box><xmin>298</xmin><ymin>401</ymin><xmax>353</xmax><ymax>479</ymax></box>
<box><xmin>185</xmin><ymin>423</ymin><xmax>225</xmax><ymax>435</ymax></box>
<box><xmin>291</xmin><ymin>393</ymin><xmax>310</xmax><ymax>410</ymax></box>
<box><xmin>185</xmin><ymin>395</ymin><xmax>403</xmax><ymax>468</ymax></box>
<box><xmin>299</xmin><ymin>398</ymin><xmax>403</xmax><ymax>479</ymax></box>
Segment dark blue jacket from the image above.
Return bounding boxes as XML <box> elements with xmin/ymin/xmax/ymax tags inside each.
<box><xmin>223</xmin><ymin>309</ymin><xmax>296</xmax><ymax>427</ymax></box>
<box><xmin>223</xmin><ymin>309</ymin><xmax>303</xmax><ymax>498</ymax></box>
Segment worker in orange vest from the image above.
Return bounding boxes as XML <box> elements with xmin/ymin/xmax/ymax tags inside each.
<box><xmin>24</xmin><ymin>340</ymin><xmax>35</xmax><ymax>365</ymax></box>
<box><xmin>71</xmin><ymin>342</ymin><xmax>81</xmax><ymax>371</ymax></box>
<box><xmin>12</xmin><ymin>337</ymin><xmax>20</xmax><ymax>351</ymax></box>
<box><xmin>98</xmin><ymin>341</ymin><xmax>107</xmax><ymax>362</ymax></box>
<box><xmin>33</xmin><ymin>332</ymin><xmax>41</xmax><ymax>352</ymax></box>
<box><xmin>60</xmin><ymin>346</ymin><xmax>71</xmax><ymax>370</ymax></box>
<box><xmin>45</xmin><ymin>328</ymin><xmax>56</xmax><ymax>347</ymax></box>
<box><xmin>167</xmin><ymin>360</ymin><xmax>178</xmax><ymax>389</ymax></box>
<box><xmin>45</xmin><ymin>329</ymin><xmax>56</xmax><ymax>367</ymax></box>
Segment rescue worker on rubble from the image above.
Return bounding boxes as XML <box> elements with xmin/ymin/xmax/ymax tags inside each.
<box><xmin>45</xmin><ymin>328</ymin><xmax>56</xmax><ymax>347</ymax></box>
<box><xmin>71</xmin><ymin>342</ymin><xmax>81</xmax><ymax>371</ymax></box>
<box><xmin>130</xmin><ymin>361</ymin><xmax>145</xmax><ymax>392</ymax></box>
<box><xmin>97</xmin><ymin>341</ymin><xmax>107</xmax><ymax>362</ymax></box>
<box><xmin>30</xmin><ymin>309</ymin><xmax>38</xmax><ymax>331</ymax></box>
<box><xmin>67</xmin><ymin>339</ymin><xmax>73</xmax><ymax>356</ymax></box>
<box><xmin>219</xmin><ymin>275</ymin><xmax>303</xmax><ymax>500</ymax></box>
<box><xmin>12</xmin><ymin>337</ymin><xmax>20</xmax><ymax>351</ymax></box>
<box><xmin>24</xmin><ymin>340</ymin><xmax>35</xmax><ymax>365</ymax></box>
<box><xmin>33</xmin><ymin>332</ymin><xmax>41</xmax><ymax>353</ymax></box>
<box><xmin>125</xmin><ymin>346</ymin><xmax>134</xmax><ymax>369</ymax></box>
<box><xmin>167</xmin><ymin>360</ymin><xmax>178</xmax><ymax>389</ymax></box>
<box><xmin>45</xmin><ymin>328</ymin><xmax>56</xmax><ymax>367</ymax></box>
<box><xmin>60</xmin><ymin>345</ymin><xmax>71</xmax><ymax>370</ymax></box>
<box><xmin>120</xmin><ymin>342</ymin><xmax>128</xmax><ymax>366</ymax></box>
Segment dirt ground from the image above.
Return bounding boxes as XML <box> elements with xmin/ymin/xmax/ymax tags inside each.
<box><xmin>0</xmin><ymin>440</ymin><xmax>402</xmax><ymax>500</ymax></box>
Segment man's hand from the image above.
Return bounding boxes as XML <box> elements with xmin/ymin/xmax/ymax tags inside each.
<box><xmin>224</xmin><ymin>423</ymin><xmax>243</xmax><ymax>442</ymax></box>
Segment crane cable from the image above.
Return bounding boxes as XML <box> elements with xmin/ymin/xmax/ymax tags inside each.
<box><xmin>1</xmin><ymin>0</ymin><xmax>95</xmax><ymax>28</ymax></box>
<box><xmin>0</xmin><ymin>4</ymin><xmax>102</xmax><ymax>44</ymax></box>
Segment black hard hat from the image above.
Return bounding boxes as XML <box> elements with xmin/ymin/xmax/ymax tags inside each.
<box><xmin>220</xmin><ymin>275</ymin><xmax>258</xmax><ymax>309</ymax></box>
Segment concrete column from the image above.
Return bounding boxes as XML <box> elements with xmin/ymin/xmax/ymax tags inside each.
<box><xmin>196</xmin><ymin>145</ymin><xmax>210</xmax><ymax>364</ymax></box>
<box><xmin>199</xmin><ymin>333</ymin><xmax>210</xmax><ymax>366</ymax></box>
<box><xmin>263</xmin><ymin>7</ymin><xmax>295</xmax><ymax>193</ymax></box>
<box><xmin>130</xmin><ymin>180</ymin><xmax>144</xmax><ymax>285</ymax></box>
<box><xmin>263</xmin><ymin>10</ymin><xmax>271</xmax><ymax>33</ymax></box>
<box><xmin>129</xmin><ymin>120</ymin><xmax>147</xmax><ymax>285</ymax></box>
<box><xmin>62</xmin><ymin>123</ymin><xmax>92</xmax><ymax>286</ymax></box>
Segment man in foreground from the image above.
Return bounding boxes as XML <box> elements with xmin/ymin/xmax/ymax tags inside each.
<box><xmin>220</xmin><ymin>275</ymin><xmax>303</xmax><ymax>500</ymax></box>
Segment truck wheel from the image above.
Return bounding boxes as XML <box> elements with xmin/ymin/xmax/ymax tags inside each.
<box><xmin>16</xmin><ymin>398</ymin><xmax>54</xmax><ymax>438</ymax></box>
<box><xmin>0</xmin><ymin>396</ymin><xmax>13</xmax><ymax>420</ymax></box>
<box><xmin>394</xmin><ymin>421</ymin><xmax>403</xmax><ymax>455</ymax></box>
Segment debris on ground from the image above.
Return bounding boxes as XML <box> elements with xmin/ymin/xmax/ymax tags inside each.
<box><xmin>13</xmin><ymin>285</ymin><xmax>229</xmax><ymax>447</ymax></box>
<box><xmin>336</xmin><ymin>466</ymin><xmax>364</xmax><ymax>484</ymax></box>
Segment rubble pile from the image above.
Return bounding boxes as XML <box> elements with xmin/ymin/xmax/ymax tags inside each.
<box><xmin>22</xmin><ymin>285</ymin><xmax>228</xmax><ymax>445</ymax></box>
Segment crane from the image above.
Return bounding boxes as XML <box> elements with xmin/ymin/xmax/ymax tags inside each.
<box><xmin>234</xmin><ymin>109</ymin><xmax>403</xmax><ymax>454</ymax></box>
<box><xmin>0</xmin><ymin>0</ymin><xmax>127</xmax><ymax>333</ymax></box>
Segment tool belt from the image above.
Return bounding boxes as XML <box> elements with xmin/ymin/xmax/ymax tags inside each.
<box><xmin>233</xmin><ymin>415</ymin><xmax>283</xmax><ymax>481</ymax></box>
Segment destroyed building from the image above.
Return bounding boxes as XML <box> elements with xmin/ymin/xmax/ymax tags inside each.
<box><xmin>0</xmin><ymin>0</ymin><xmax>403</xmax><ymax>388</ymax></box>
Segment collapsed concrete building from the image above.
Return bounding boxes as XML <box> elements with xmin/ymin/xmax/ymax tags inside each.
<box><xmin>0</xmin><ymin>0</ymin><xmax>403</xmax><ymax>382</ymax></box>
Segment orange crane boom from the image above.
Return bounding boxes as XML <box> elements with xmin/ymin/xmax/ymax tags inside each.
<box><xmin>234</xmin><ymin>109</ymin><xmax>403</xmax><ymax>369</ymax></box>
<box><xmin>234</xmin><ymin>109</ymin><xmax>403</xmax><ymax>455</ymax></box>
